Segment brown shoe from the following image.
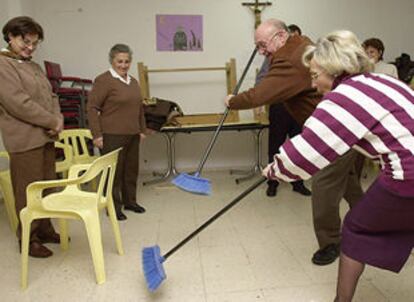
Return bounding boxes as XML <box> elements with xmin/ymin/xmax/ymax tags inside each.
<box><xmin>19</xmin><ymin>241</ymin><xmax>53</xmax><ymax>258</ymax></box>
<box><xmin>38</xmin><ymin>232</ymin><xmax>65</xmax><ymax>244</ymax></box>
<box><xmin>30</xmin><ymin>241</ymin><xmax>53</xmax><ymax>258</ymax></box>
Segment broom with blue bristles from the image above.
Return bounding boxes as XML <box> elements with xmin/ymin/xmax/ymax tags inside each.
<box><xmin>142</xmin><ymin>176</ymin><xmax>267</xmax><ymax>291</ymax></box>
<box><xmin>171</xmin><ymin>48</ymin><xmax>258</xmax><ymax>195</ymax></box>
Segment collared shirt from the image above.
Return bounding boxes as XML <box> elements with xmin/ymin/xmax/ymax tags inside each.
<box><xmin>87</xmin><ymin>70</ymin><xmax>146</xmax><ymax>138</ymax></box>
<box><xmin>109</xmin><ymin>67</ymin><xmax>131</xmax><ymax>85</ymax></box>
<box><xmin>0</xmin><ymin>47</ymin><xmax>29</xmax><ymax>62</ymax></box>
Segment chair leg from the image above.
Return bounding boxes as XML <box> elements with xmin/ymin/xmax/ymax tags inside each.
<box><xmin>82</xmin><ymin>212</ymin><xmax>106</xmax><ymax>284</ymax></box>
<box><xmin>0</xmin><ymin>178</ymin><xmax>19</xmax><ymax>232</ymax></box>
<box><xmin>20</xmin><ymin>209</ymin><xmax>32</xmax><ymax>289</ymax></box>
<box><xmin>106</xmin><ymin>198</ymin><xmax>124</xmax><ymax>255</ymax></box>
<box><xmin>58</xmin><ymin>219</ymin><xmax>69</xmax><ymax>251</ymax></box>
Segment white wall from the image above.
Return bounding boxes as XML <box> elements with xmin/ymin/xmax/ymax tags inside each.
<box><xmin>2</xmin><ymin>0</ymin><xmax>414</xmax><ymax>172</ymax></box>
<box><xmin>0</xmin><ymin>1</ymin><xmax>9</xmax><ymax>26</ymax></box>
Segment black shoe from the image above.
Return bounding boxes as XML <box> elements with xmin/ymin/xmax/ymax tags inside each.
<box><xmin>292</xmin><ymin>183</ymin><xmax>312</xmax><ymax>196</ymax></box>
<box><xmin>124</xmin><ymin>203</ymin><xmax>146</xmax><ymax>213</ymax></box>
<box><xmin>266</xmin><ymin>182</ymin><xmax>278</xmax><ymax>197</ymax></box>
<box><xmin>116</xmin><ymin>211</ymin><xmax>127</xmax><ymax>221</ymax></box>
<box><xmin>312</xmin><ymin>244</ymin><xmax>340</xmax><ymax>265</ymax></box>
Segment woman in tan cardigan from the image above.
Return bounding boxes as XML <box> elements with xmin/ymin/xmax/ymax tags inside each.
<box><xmin>0</xmin><ymin>16</ymin><xmax>64</xmax><ymax>258</ymax></box>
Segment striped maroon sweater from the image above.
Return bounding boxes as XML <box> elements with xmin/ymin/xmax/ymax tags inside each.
<box><xmin>268</xmin><ymin>73</ymin><xmax>414</xmax><ymax>191</ymax></box>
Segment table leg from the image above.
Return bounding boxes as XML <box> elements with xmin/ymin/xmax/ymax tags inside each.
<box><xmin>143</xmin><ymin>132</ymin><xmax>178</xmax><ymax>186</ymax></box>
<box><xmin>233</xmin><ymin>128</ymin><xmax>265</xmax><ymax>184</ymax></box>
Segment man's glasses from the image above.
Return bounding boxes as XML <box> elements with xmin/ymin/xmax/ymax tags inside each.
<box><xmin>256</xmin><ymin>31</ymin><xmax>280</xmax><ymax>50</ymax></box>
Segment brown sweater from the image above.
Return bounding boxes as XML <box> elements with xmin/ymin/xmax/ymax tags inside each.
<box><xmin>228</xmin><ymin>35</ymin><xmax>321</xmax><ymax>126</ymax></box>
<box><xmin>0</xmin><ymin>51</ymin><xmax>61</xmax><ymax>153</ymax></box>
<box><xmin>87</xmin><ymin>71</ymin><xmax>147</xmax><ymax>138</ymax></box>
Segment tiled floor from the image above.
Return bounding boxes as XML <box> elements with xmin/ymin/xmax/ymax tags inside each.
<box><xmin>1</xmin><ymin>171</ymin><xmax>413</xmax><ymax>301</ymax></box>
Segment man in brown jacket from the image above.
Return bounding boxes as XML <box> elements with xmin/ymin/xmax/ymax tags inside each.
<box><xmin>226</xmin><ymin>19</ymin><xmax>364</xmax><ymax>265</ymax></box>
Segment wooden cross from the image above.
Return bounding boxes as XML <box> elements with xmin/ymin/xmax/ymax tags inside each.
<box><xmin>242</xmin><ymin>0</ymin><xmax>272</xmax><ymax>29</ymax></box>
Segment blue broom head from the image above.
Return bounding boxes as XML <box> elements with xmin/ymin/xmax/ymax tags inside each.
<box><xmin>171</xmin><ymin>173</ymin><xmax>211</xmax><ymax>195</ymax></box>
<box><xmin>142</xmin><ymin>245</ymin><xmax>166</xmax><ymax>292</ymax></box>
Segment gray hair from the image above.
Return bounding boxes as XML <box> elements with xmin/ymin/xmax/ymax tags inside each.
<box><xmin>303</xmin><ymin>30</ymin><xmax>373</xmax><ymax>76</ymax></box>
<box><xmin>262</xmin><ymin>18</ymin><xmax>289</xmax><ymax>33</ymax></box>
<box><xmin>109</xmin><ymin>43</ymin><xmax>133</xmax><ymax>63</ymax></box>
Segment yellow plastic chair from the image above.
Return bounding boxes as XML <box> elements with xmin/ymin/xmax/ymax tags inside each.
<box><xmin>0</xmin><ymin>143</ymin><xmax>74</xmax><ymax>232</ymax></box>
<box><xmin>0</xmin><ymin>152</ymin><xmax>18</xmax><ymax>231</ymax></box>
<box><xmin>55</xmin><ymin>141</ymin><xmax>74</xmax><ymax>177</ymax></box>
<box><xmin>20</xmin><ymin>148</ymin><xmax>123</xmax><ymax>289</ymax></box>
<box><xmin>59</xmin><ymin>129</ymin><xmax>98</xmax><ymax>165</ymax></box>
<box><xmin>59</xmin><ymin>129</ymin><xmax>98</xmax><ymax>190</ymax></box>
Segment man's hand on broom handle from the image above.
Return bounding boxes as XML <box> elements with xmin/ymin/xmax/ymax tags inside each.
<box><xmin>224</xmin><ymin>94</ymin><xmax>235</xmax><ymax>108</ymax></box>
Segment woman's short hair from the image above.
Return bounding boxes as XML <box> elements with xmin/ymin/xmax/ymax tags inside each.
<box><xmin>2</xmin><ymin>16</ymin><xmax>44</xmax><ymax>43</ymax></box>
<box><xmin>109</xmin><ymin>44</ymin><xmax>133</xmax><ymax>63</ymax></box>
<box><xmin>303</xmin><ymin>30</ymin><xmax>373</xmax><ymax>77</ymax></box>
<box><xmin>362</xmin><ymin>38</ymin><xmax>385</xmax><ymax>60</ymax></box>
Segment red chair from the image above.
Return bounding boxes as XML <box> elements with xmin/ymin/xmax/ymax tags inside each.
<box><xmin>44</xmin><ymin>61</ymin><xmax>92</xmax><ymax>128</ymax></box>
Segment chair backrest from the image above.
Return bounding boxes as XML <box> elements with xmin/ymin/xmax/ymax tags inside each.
<box><xmin>93</xmin><ymin>149</ymin><xmax>120</xmax><ymax>207</ymax></box>
<box><xmin>54</xmin><ymin>142</ymin><xmax>73</xmax><ymax>174</ymax></box>
<box><xmin>27</xmin><ymin>149</ymin><xmax>120</xmax><ymax>211</ymax></box>
<box><xmin>66</xmin><ymin>148</ymin><xmax>120</xmax><ymax>207</ymax></box>
<box><xmin>44</xmin><ymin>61</ymin><xmax>63</xmax><ymax>93</ymax></box>
<box><xmin>44</xmin><ymin>60</ymin><xmax>63</xmax><ymax>80</ymax></box>
<box><xmin>59</xmin><ymin>129</ymin><xmax>96</xmax><ymax>164</ymax></box>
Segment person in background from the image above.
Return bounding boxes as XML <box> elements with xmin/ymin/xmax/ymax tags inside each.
<box><xmin>264</xmin><ymin>29</ymin><xmax>414</xmax><ymax>302</ymax></box>
<box><xmin>363</xmin><ymin>38</ymin><xmax>398</xmax><ymax>78</ymax></box>
<box><xmin>226</xmin><ymin>19</ymin><xmax>364</xmax><ymax>266</ymax></box>
<box><xmin>255</xmin><ymin>23</ymin><xmax>311</xmax><ymax>197</ymax></box>
<box><xmin>0</xmin><ymin>16</ymin><xmax>64</xmax><ymax>258</ymax></box>
<box><xmin>287</xmin><ymin>24</ymin><xmax>302</xmax><ymax>36</ymax></box>
<box><xmin>87</xmin><ymin>44</ymin><xmax>147</xmax><ymax>221</ymax></box>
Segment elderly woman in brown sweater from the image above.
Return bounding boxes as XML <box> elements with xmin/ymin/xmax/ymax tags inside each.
<box><xmin>87</xmin><ymin>44</ymin><xmax>147</xmax><ymax>221</ymax></box>
<box><xmin>0</xmin><ymin>16</ymin><xmax>64</xmax><ymax>258</ymax></box>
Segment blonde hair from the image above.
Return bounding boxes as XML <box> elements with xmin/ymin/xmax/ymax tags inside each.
<box><xmin>303</xmin><ymin>30</ymin><xmax>373</xmax><ymax>76</ymax></box>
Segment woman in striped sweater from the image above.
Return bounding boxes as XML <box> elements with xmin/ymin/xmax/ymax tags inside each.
<box><xmin>263</xmin><ymin>30</ymin><xmax>414</xmax><ymax>301</ymax></box>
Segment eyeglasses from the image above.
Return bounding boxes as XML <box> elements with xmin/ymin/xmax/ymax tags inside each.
<box><xmin>256</xmin><ymin>31</ymin><xmax>281</xmax><ymax>51</ymax></box>
<box><xmin>310</xmin><ymin>71</ymin><xmax>323</xmax><ymax>81</ymax></box>
<box><xmin>19</xmin><ymin>36</ymin><xmax>41</xmax><ymax>48</ymax></box>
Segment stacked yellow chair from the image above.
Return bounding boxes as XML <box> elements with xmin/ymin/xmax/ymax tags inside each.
<box><xmin>20</xmin><ymin>148</ymin><xmax>124</xmax><ymax>289</ymax></box>
<box><xmin>0</xmin><ymin>142</ymin><xmax>73</xmax><ymax>232</ymax></box>
<box><xmin>59</xmin><ymin>129</ymin><xmax>99</xmax><ymax>190</ymax></box>
<box><xmin>59</xmin><ymin>129</ymin><xmax>98</xmax><ymax>165</ymax></box>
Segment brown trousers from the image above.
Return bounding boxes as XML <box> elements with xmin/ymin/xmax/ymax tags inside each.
<box><xmin>9</xmin><ymin>143</ymin><xmax>56</xmax><ymax>241</ymax></box>
<box><xmin>311</xmin><ymin>150</ymin><xmax>364</xmax><ymax>249</ymax></box>
<box><xmin>102</xmin><ymin>133</ymin><xmax>140</xmax><ymax>213</ymax></box>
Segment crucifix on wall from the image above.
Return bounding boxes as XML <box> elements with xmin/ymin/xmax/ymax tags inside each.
<box><xmin>242</xmin><ymin>0</ymin><xmax>272</xmax><ymax>29</ymax></box>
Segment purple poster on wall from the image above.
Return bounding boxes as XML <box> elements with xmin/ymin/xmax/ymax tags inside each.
<box><xmin>156</xmin><ymin>14</ymin><xmax>203</xmax><ymax>51</ymax></box>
